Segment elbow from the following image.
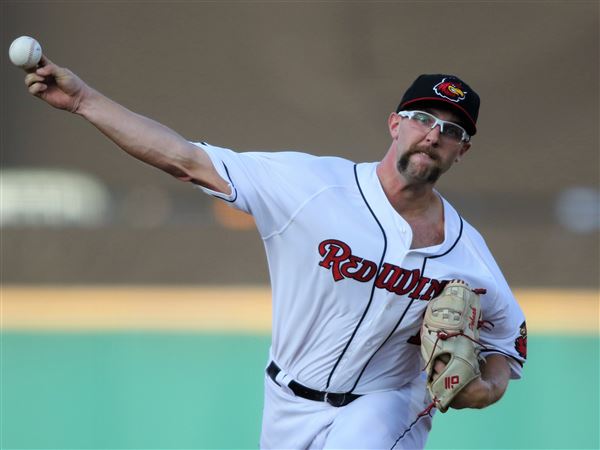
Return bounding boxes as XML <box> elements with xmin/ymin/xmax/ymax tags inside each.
<box><xmin>161</xmin><ymin>150</ymin><xmax>201</xmax><ymax>182</ymax></box>
<box><xmin>163</xmin><ymin>163</ymin><xmax>194</xmax><ymax>182</ymax></box>
<box><xmin>160</xmin><ymin>151</ymin><xmax>229</xmax><ymax>194</ymax></box>
<box><xmin>489</xmin><ymin>377</ymin><xmax>510</xmax><ymax>406</ymax></box>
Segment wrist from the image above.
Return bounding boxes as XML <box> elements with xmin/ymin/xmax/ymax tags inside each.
<box><xmin>450</xmin><ymin>377</ymin><xmax>493</xmax><ymax>409</ymax></box>
<box><xmin>74</xmin><ymin>86</ymin><xmax>99</xmax><ymax>117</ymax></box>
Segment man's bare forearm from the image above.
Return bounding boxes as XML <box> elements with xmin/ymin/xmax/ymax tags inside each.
<box><xmin>479</xmin><ymin>354</ymin><xmax>511</xmax><ymax>405</ymax></box>
<box><xmin>76</xmin><ymin>88</ymin><xmax>226</xmax><ymax>191</ymax></box>
<box><xmin>448</xmin><ymin>354</ymin><xmax>511</xmax><ymax>409</ymax></box>
<box><xmin>25</xmin><ymin>56</ymin><xmax>229</xmax><ymax>193</ymax></box>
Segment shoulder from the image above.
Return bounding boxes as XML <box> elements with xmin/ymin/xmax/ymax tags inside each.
<box><xmin>197</xmin><ymin>142</ymin><xmax>354</xmax><ymax>168</ymax></box>
<box><xmin>438</xmin><ymin>195</ymin><xmax>491</xmax><ymax>255</ymax></box>
<box><xmin>459</xmin><ymin>219</ymin><xmax>498</xmax><ymax>266</ymax></box>
<box><xmin>438</xmin><ymin>196</ymin><xmax>507</xmax><ymax>294</ymax></box>
<box><xmin>458</xmin><ymin>218</ymin><xmax>516</xmax><ymax>302</ymax></box>
<box><xmin>199</xmin><ymin>143</ymin><xmax>358</xmax><ymax>185</ymax></box>
<box><xmin>460</xmin><ymin>218</ymin><xmax>487</xmax><ymax>247</ymax></box>
<box><xmin>454</xmin><ymin>216</ymin><xmax>499</xmax><ymax>277</ymax></box>
<box><xmin>246</xmin><ymin>151</ymin><xmax>358</xmax><ymax>187</ymax></box>
<box><xmin>242</xmin><ymin>150</ymin><xmax>355</xmax><ymax>171</ymax></box>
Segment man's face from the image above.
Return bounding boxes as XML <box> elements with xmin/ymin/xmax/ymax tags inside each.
<box><xmin>389</xmin><ymin>107</ymin><xmax>471</xmax><ymax>184</ymax></box>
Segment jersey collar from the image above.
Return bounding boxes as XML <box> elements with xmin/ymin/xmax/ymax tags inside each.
<box><xmin>354</xmin><ymin>162</ymin><xmax>463</xmax><ymax>256</ymax></box>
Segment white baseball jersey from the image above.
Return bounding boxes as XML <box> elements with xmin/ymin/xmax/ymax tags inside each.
<box><xmin>195</xmin><ymin>142</ymin><xmax>527</xmax><ymax>448</ymax></box>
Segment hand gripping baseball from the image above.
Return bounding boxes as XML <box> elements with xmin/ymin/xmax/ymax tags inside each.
<box><xmin>420</xmin><ymin>280</ymin><xmax>486</xmax><ymax>413</ymax></box>
<box><xmin>24</xmin><ymin>55</ymin><xmax>88</xmax><ymax>113</ymax></box>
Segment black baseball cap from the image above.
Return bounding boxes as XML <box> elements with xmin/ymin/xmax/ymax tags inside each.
<box><xmin>396</xmin><ymin>74</ymin><xmax>480</xmax><ymax>136</ymax></box>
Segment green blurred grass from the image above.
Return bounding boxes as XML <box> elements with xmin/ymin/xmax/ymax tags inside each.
<box><xmin>1</xmin><ymin>333</ymin><xmax>598</xmax><ymax>449</ymax></box>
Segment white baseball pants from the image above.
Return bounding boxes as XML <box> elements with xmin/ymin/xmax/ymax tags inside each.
<box><xmin>260</xmin><ymin>372</ymin><xmax>433</xmax><ymax>450</ymax></box>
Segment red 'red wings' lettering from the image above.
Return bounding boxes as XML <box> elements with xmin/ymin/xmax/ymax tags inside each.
<box><xmin>350</xmin><ymin>259</ymin><xmax>377</xmax><ymax>282</ymax></box>
<box><xmin>317</xmin><ymin>240</ymin><xmax>455</xmax><ymax>299</ymax></box>
<box><xmin>341</xmin><ymin>257</ymin><xmax>377</xmax><ymax>283</ymax></box>
<box><xmin>318</xmin><ymin>239</ymin><xmax>351</xmax><ymax>281</ymax></box>
<box><xmin>340</xmin><ymin>255</ymin><xmax>361</xmax><ymax>279</ymax></box>
<box><xmin>419</xmin><ymin>279</ymin><xmax>448</xmax><ymax>300</ymax></box>
<box><xmin>408</xmin><ymin>276</ymin><xmax>431</xmax><ymax>299</ymax></box>
<box><xmin>375</xmin><ymin>263</ymin><xmax>402</xmax><ymax>290</ymax></box>
<box><xmin>392</xmin><ymin>269</ymin><xmax>421</xmax><ymax>295</ymax></box>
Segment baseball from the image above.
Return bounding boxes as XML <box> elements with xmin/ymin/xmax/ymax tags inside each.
<box><xmin>9</xmin><ymin>36</ymin><xmax>42</xmax><ymax>69</ymax></box>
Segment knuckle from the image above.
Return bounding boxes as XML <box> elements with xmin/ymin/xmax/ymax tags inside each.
<box><xmin>25</xmin><ymin>74</ymin><xmax>43</xmax><ymax>87</ymax></box>
<box><xmin>29</xmin><ymin>83</ymin><xmax>45</xmax><ymax>95</ymax></box>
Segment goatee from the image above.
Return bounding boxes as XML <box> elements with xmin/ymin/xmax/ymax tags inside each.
<box><xmin>397</xmin><ymin>144</ymin><xmax>442</xmax><ymax>183</ymax></box>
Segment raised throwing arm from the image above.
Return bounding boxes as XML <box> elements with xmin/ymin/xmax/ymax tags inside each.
<box><xmin>24</xmin><ymin>55</ymin><xmax>230</xmax><ymax>194</ymax></box>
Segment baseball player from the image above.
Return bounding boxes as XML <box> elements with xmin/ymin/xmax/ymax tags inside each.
<box><xmin>23</xmin><ymin>56</ymin><xmax>527</xmax><ymax>449</ymax></box>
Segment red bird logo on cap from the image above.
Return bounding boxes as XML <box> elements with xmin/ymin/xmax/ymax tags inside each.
<box><xmin>434</xmin><ymin>78</ymin><xmax>467</xmax><ymax>102</ymax></box>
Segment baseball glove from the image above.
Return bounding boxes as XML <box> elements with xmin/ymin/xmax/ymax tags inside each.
<box><xmin>420</xmin><ymin>280</ymin><xmax>486</xmax><ymax>413</ymax></box>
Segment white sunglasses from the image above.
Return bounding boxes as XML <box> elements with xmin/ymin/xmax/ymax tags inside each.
<box><xmin>397</xmin><ymin>110</ymin><xmax>470</xmax><ymax>142</ymax></box>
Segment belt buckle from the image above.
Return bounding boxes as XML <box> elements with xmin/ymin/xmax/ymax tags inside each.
<box><xmin>324</xmin><ymin>392</ymin><xmax>346</xmax><ymax>407</ymax></box>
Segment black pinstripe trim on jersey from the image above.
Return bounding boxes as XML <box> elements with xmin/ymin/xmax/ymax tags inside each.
<box><xmin>219</xmin><ymin>163</ymin><xmax>238</xmax><ymax>203</ymax></box>
<box><xmin>348</xmin><ymin>258</ymin><xmax>428</xmax><ymax>391</ymax></box>
<box><xmin>388</xmin><ymin>217</ymin><xmax>465</xmax><ymax>449</ymax></box>
<box><xmin>423</xmin><ymin>217</ymin><xmax>524</xmax><ymax>367</ymax></box>
<box><xmin>324</xmin><ymin>164</ymin><xmax>388</xmax><ymax>391</ymax></box>
<box><xmin>390</xmin><ymin>408</ymin><xmax>434</xmax><ymax>450</ymax></box>
<box><xmin>197</xmin><ymin>141</ymin><xmax>237</xmax><ymax>202</ymax></box>
<box><xmin>349</xmin><ymin>255</ymin><xmax>431</xmax><ymax>389</ymax></box>
<box><xmin>422</xmin><ymin>214</ymin><xmax>463</xmax><ymax>266</ymax></box>
<box><xmin>349</xmin><ymin>208</ymin><xmax>464</xmax><ymax>390</ymax></box>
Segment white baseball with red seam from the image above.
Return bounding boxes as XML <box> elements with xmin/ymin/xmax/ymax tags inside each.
<box><xmin>9</xmin><ymin>36</ymin><xmax>42</xmax><ymax>69</ymax></box>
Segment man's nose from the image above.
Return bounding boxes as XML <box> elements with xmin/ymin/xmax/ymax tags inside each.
<box><xmin>424</xmin><ymin>124</ymin><xmax>441</xmax><ymax>145</ymax></box>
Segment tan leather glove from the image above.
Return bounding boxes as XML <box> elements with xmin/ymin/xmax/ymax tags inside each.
<box><xmin>420</xmin><ymin>280</ymin><xmax>485</xmax><ymax>412</ymax></box>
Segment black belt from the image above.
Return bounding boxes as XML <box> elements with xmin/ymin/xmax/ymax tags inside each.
<box><xmin>266</xmin><ymin>361</ymin><xmax>361</xmax><ymax>407</ymax></box>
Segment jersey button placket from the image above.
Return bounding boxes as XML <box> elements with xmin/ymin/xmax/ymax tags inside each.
<box><xmin>393</xmin><ymin>210</ymin><xmax>413</xmax><ymax>249</ymax></box>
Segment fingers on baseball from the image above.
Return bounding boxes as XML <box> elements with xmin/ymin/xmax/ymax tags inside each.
<box><xmin>28</xmin><ymin>82</ymin><xmax>48</xmax><ymax>95</ymax></box>
<box><xmin>25</xmin><ymin>73</ymin><xmax>48</xmax><ymax>95</ymax></box>
<box><xmin>25</xmin><ymin>73</ymin><xmax>45</xmax><ymax>87</ymax></box>
<box><xmin>36</xmin><ymin>56</ymin><xmax>58</xmax><ymax>77</ymax></box>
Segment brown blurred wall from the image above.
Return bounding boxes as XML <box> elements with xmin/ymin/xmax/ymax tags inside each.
<box><xmin>1</xmin><ymin>1</ymin><xmax>598</xmax><ymax>287</ymax></box>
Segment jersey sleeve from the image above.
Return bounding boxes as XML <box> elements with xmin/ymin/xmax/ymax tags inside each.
<box><xmin>191</xmin><ymin>142</ymin><xmax>330</xmax><ymax>239</ymax></box>
<box><xmin>467</xmin><ymin>230</ymin><xmax>528</xmax><ymax>379</ymax></box>
<box><xmin>479</xmin><ymin>277</ymin><xmax>527</xmax><ymax>379</ymax></box>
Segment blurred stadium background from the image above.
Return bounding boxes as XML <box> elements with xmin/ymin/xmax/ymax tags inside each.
<box><xmin>1</xmin><ymin>1</ymin><xmax>598</xmax><ymax>449</ymax></box>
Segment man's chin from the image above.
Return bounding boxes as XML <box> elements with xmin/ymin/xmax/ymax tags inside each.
<box><xmin>397</xmin><ymin>160</ymin><xmax>441</xmax><ymax>184</ymax></box>
<box><xmin>410</xmin><ymin>171</ymin><xmax>441</xmax><ymax>184</ymax></box>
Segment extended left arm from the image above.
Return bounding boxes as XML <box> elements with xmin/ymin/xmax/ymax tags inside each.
<box><xmin>438</xmin><ymin>354</ymin><xmax>511</xmax><ymax>409</ymax></box>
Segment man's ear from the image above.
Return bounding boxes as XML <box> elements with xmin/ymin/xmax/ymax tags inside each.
<box><xmin>388</xmin><ymin>112</ymin><xmax>401</xmax><ymax>138</ymax></box>
<box><xmin>455</xmin><ymin>142</ymin><xmax>471</xmax><ymax>162</ymax></box>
